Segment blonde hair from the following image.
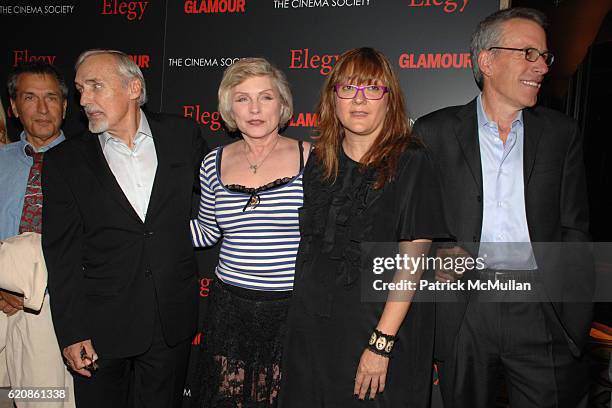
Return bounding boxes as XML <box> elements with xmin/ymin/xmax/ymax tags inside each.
<box><xmin>218</xmin><ymin>58</ymin><xmax>293</xmax><ymax>132</ymax></box>
<box><xmin>0</xmin><ymin>99</ymin><xmax>7</xmax><ymax>145</ymax></box>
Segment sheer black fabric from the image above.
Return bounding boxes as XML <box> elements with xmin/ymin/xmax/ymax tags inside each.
<box><xmin>193</xmin><ymin>280</ymin><xmax>291</xmax><ymax>408</ymax></box>
<box><xmin>279</xmin><ymin>143</ymin><xmax>450</xmax><ymax>408</ymax></box>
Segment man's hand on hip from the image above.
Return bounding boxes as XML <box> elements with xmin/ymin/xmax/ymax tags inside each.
<box><xmin>63</xmin><ymin>339</ymin><xmax>98</xmax><ymax>377</ymax></box>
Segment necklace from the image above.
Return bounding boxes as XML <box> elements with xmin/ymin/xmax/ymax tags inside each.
<box><xmin>244</xmin><ymin>137</ymin><xmax>280</xmax><ymax>174</ymax></box>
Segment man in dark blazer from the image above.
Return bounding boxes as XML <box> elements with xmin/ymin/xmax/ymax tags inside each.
<box><xmin>414</xmin><ymin>8</ymin><xmax>592</xmax><ymax>408</ymax></box>
<box><xmin>42</xmin><ymin>49</ymin><xmax>207</xmax><ymax>408</ymax></box>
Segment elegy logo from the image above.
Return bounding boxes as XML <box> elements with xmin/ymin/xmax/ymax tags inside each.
<box><xmin>128</xmin><ymin>54</ymin><xmax>150</xmax><ymax>68</ymax></box>
<box><xmin>13</xmin><ymin>50</ymin><xmax>56</xmax><ymax>66</ymax></box>
<box><xmin>407</xmin><ymin>0</ymin><xmax>468</xmax><ymax>13</ymax></box>
<box><xmin>102</xmin><ymin>0</ymin><xmax>149</xmax><ymax>21</ymax></box>
<box><xmin>199</xmin><ymin>277</ymin><xmax>212</xmax><ymax>297</ymax></box>
<box><xmin>184</xmin><ymin>0</ymin><xmax>246</xmax><ymax>14</ymax></box>
<box><xmin>289</xmin><ymin>113</ymin><xmax>319</xmax><ymax>128</ymax></box>
<box><xmin>289</xmin><ymin>48</ymin><xmax>339</xmax><ymax>75</ymax></box>
<box><xmin>184</xmin><ymin>105</ymin><xmax>222</xmax><ymax>132</ymax></box>
<box><xmin>398</xmin><ymin>53</ymin><xmax>471</xmax><ymax>69</ymax></box>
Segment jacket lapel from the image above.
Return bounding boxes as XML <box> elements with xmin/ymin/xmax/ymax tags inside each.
<box><xmin>143</xmin><ymin>116</ymin><xmax>167</xmax><ymax>222</ymax></box>
<box><xmin>454</xmin><ymin>99</ymin><xmax>483</xmax><ymax>189</ymax></box>
<box><xmin>522</xmin><ymin>108</ymin><xmax>543</xmax><ymax>187</ymax></box>
<box><xmin>79</xmin><ymin>132</ymin><xmax>142</xmax><ymax>223</ymax></box>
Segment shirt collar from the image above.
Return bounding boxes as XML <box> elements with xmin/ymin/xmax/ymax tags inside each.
<box><xmin>100</xmin><ymin>109</ymin><xmax>152</xmax><ymax>148</ymax></box>
<box><xmin>476</xmin><ymin>93</ymin><xmax>523</xmax><ymax>131</ymax></box>
<box><xmin>19</xmin><ymin>131</ymin><xmax>66</xmax><ymax>155</ymax></box>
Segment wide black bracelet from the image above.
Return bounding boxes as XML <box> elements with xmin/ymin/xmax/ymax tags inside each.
<box><xmin>367</xmin><ymin>329</ymin><xmax>397</xmax><ymax>358</ymax></box>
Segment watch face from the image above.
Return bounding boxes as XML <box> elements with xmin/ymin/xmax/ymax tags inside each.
<box><xmin>375</xmin><ymin>336</ymin><xmax>387</xmax><ymax>351</ymax></box>
<box><xmin>369</xmin><ymin>333</ymin><xmax>377</xmax><ymax>345</ymax></box>
<box><xmin>385</xmin><ymin>340</ymin><xmax>394</xmax><ymax>353</ymax></box>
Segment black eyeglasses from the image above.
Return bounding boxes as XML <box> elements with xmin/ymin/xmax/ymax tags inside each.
<box><xmin>334</xmin><ymin>84</ymin><xmax>389</xmax><ymax>100</ymax></box>
<box><xmin>488</xmin><ymin>47</ymin><xmax>554</xmax><ymax>66</ymax></box>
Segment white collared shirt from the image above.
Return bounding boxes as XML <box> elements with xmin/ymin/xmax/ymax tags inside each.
<box><xmin>98</xmin><ymin>110</ymin><xmax>157</xmax><ymax>222</ymax></box>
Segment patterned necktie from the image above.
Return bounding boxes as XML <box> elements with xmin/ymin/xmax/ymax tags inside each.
<box><xmin>18</xmin><ymin>145</ymin><xmax>44</xmax><ymax>234</ymax></box>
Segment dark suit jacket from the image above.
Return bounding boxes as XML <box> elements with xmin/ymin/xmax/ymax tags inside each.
<box><xmin>42</xmin><ymin>112</ymin><xmax>208</xmax><ymax>358</ymax></box>
<box><xmin>413</xmin><ymin>98</ymin><xmax>593</xmax><ymax>360</ymax></box>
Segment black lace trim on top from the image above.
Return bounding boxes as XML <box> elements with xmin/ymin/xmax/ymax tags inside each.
<box><xmin>222</xmin><ymin>140</ymin><xmax>305</xmax><ymax>212</ymax></box>
<box><xmin>226</xmin><ymin>176</ymin><xmax>297</xmax><ymax>212</ymax></box>
<box><xmin>225</xmin><ymin>176</ymin><xmax>296</xmax><ymax>195</ymax></box>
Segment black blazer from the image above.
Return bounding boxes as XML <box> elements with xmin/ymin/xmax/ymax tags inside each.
<box><xmin>413</xmin><ymin>98</ymin><xmax>593</xmax><ymax>359</ymax></box>
<box><xmin>42</xmin><ymin>113</ymin><xmax>208</xmax><ymax>358</ymax></box>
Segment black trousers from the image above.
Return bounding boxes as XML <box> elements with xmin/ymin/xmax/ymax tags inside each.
<box><xmin>72</xmin><ymin>309</ymin><xmax>191</xmax><ymax>408</ymax></box>
<box><xmin>438</xmin><ymin>287</ymin><xmax>589</xmax><ymax>408</ymax></box>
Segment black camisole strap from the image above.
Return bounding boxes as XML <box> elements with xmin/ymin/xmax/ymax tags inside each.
<box><xmin>298</xmin><ymin>140</ymin><xmax>305</xmax><ymax>171</ymax></box>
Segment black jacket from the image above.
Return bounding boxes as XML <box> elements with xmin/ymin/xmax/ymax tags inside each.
<box><xmin>42</xmin><ymin>112</ymin><xmax>208</xmax><ymax>358</ymax></box>
<box><xmin>414</xmin><ymin>98</ymin><xmax>593</xmax><ymax>360</ymax></box>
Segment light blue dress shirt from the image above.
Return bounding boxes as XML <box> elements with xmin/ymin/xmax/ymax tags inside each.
<box><xmin>476</xmin><ymin>95</ymin><xmax>537</xmax><ymax>270</ymax></box>
<box><xmin>0</xmin><ymin>132</ymin><xmax>65</xmax><ymax>241</ymax></box>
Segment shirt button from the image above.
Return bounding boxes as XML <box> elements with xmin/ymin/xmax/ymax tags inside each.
<box><xmin>145</xmin><ymin>269</ymin><xmax>152</xmax><ymax>278</ymax></box>
<box><xmin>497</xmin><ymin>234</ymin><xmax>504</xmax><ymax>240</ymax></box>
<box><xmin>497</xmin><ymin>201</ymin><xmax>503</xmax><ymax>207</ymax></box>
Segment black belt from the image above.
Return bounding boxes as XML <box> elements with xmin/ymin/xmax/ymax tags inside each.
<box><xmin>476</xmin><ymin>269</ymin><xmax>540</xmax><ymax>283</ymax></box>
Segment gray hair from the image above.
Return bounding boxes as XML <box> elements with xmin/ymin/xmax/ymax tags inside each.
<box><xmin>218</xmin><ymin>58</ymin><xmax>293</xmax><ymax>132</ymax></box>
<box><xmin>470</xmin><ymin>7</ymin><xmax>547</xmax><ymax>89</ymax></box>
<box><xmin>7</xmin><ymin>61</ymin><xmax>68</xmax><ymax>101</ymax></box>
<box><xmin>75</xmin><ymin>49</ymin><xmax>147</xmax><ymax>106</ymax></box>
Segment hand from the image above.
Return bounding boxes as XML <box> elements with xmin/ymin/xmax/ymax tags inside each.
<box><xmin>0</xmin><ymin>290</ymin><xmax>23</xmax><ymax>316</ymax></box>
<box><xmin>63</xmin><ymin>340</ymin><xmax>98</xmax><ymax>378</ymax></box>
<box><xmin>0</xmin><ymin>290</ymin><xmax>24</xmax><ymax>310</ymax></box>
<box><xmin>435</xmin><ymin>246</ymin><xmax>471</xmax><ymax>282</ymax></box>
<box><xmin>354</xmin><ymin>348</ymin><xmax>389</xmax><ymax>400</ymax></box>
<box><xmin>0</xmin><ymin>297</ymin><xmax>19</xmax><ymax>316</ymax></box>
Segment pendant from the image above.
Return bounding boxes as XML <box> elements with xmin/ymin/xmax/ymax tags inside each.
<box><xmin>249</xmin><ymin>164</ymin><xmax>258</xmax><ymax>174</ymax></box>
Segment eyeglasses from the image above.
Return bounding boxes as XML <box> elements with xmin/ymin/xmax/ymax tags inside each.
<box><xmin>334</xmin><ymin>84</ymin><xmax>389</xmax><ymax>100</ymax></box>
<box><xmin>488</xmin><ymin>47</ymin><xmax>554</xmax><ymax>66</ymax></box>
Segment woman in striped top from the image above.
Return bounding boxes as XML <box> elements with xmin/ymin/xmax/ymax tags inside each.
<box><xmin>190</xmin><ymin>58</ymin><xmax>310</xmax><ymax>408</ymax></box>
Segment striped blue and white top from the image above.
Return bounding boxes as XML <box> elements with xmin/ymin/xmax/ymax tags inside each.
<box><xmin>190</xmin><ymin>145</ymin><xmax>305</xmax><ymax>291</ymax></box>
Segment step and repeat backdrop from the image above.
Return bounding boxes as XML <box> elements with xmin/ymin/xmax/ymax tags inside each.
<box><xmin>2</xmin><ymin>1</ymin><xmax>500</xmax><ymax>406</ymax></box>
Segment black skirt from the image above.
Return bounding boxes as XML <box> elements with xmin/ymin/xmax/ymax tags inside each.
<box><xmin>192</xmin><ymin>279</ymin><xmax>292</xmax><ymax>408</ymax></box>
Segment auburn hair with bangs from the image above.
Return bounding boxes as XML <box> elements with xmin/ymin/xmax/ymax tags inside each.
<box><xmin>314</xmin><ymin>47</ymin><xmax>414</xmax><ymax>189</ymax></box>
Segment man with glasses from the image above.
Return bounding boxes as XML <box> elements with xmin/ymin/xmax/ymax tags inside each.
<box><xmin>0</xmin><ymin>61</ymin><xmax>74</xmax><ymax>406</ymax></box>
<box><xmin>414</xmin><ymin>7</ymin><xmax>591</xmax><ymax>408</ymax></box>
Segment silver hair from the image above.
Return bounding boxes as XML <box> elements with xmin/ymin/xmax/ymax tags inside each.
<box><xmin>75</xmin><ymin>49</ymin><xmax>147</xmax><ymax>106</ymax></box>
<box><xmin>470</xmin><ymin>7</ymin><xmax>547</xmax><ymax>89</ymax></box>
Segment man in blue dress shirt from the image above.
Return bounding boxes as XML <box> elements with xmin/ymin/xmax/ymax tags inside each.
<box><xmin>414</xmin><ymin>7</ymin><xmax>592</xmax><ymax>408</ymax></box>
<box><xmin>0</xmin><ymin>61</ymin><xmax>73</xmax><ymax>406</ymax></box>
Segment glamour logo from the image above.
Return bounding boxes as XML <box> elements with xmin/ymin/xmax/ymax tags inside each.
<box><xmin>407</xmin><ymin>0</ymin><xmax>468</xmax><ymax>13</ymax></box>
<box><xmin>183</xmin><ymin>106</ymin><xmax>223</xmax><ymax>132</ymax></box>
<box><xmin>101</xmin><ymin>0</ymin><xmax>149</xmax><ymax>21</ymax></box>
<box><xmin>13</xmin><ymin>50</ymin><xmax>56</xmax><ymax>66</ymax></box>
<box><xmin>289</xmin><ymin>113</ymin><xmax>319</xmax><ymax>128</ymax></box>
<box><xmin>128</xmin><ymin>54</ymin><xmax>150</xmax><ymax>68</ymax></box>
<box><xmin>184</xmin><ymin>0</ymin><xmax>245</xmax><ymax>14</ymax></box>
<box><xmin>289</xmin><ymin>48</ymin><xmax>339</xmax><ymax>75</ymax></box>
<box><xmin>398</xmin><ymin>53</ymin><xmax>471</xmax><ymax>69</ymax></box>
